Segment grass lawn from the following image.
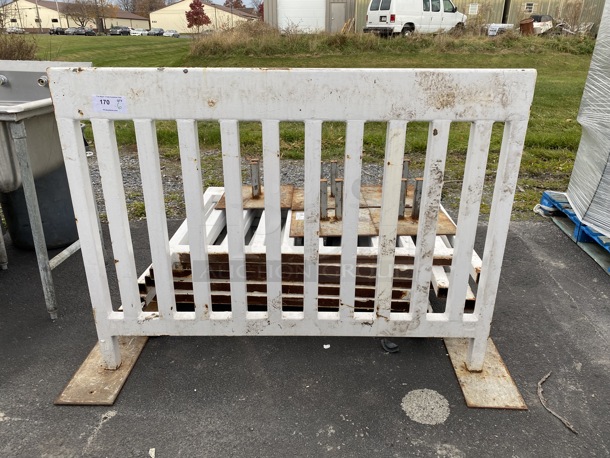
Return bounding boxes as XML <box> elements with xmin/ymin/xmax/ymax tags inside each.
<box><xmin>35</xmin><ymin>35</ymin><xmax>190</xmax><ymax>67</ymax></box>
<box><xmin>34</xmin><ymin>33</ymin><xmax>592</xmax><ymax>218</ymax></box>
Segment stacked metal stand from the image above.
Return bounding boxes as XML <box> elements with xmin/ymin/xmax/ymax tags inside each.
<box><xmin>138</xmin><ymin>166</ymin><xmax>481</xmax><ymax>316</ymax></box>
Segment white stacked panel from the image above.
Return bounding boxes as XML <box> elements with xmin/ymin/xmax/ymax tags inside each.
<box><xmin>567</xmin><ymin>0</ymin><xmax>610</xmax><ymax>237</ymax></box>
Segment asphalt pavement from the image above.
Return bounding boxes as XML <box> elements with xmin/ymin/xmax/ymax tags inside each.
<box><xmin>0</xmin><ymin>220</ymin><xmax>608</xmax><ymax>457</ymax></box>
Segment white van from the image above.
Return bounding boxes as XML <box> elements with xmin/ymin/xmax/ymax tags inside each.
<box><xmin>364</xmin><ymin>0</ymin><xmax>467</xmax><ymax>36</ymax></box>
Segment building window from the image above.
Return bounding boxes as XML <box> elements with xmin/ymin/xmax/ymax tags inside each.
<box><xmin>468</xmin><ymin>3</ymin><xmax>479</xmax><ymax>15</ymax></box>
<box><xmin>11</xmin><ymin>18</ymin><xmax>17</xmax><ymax>22</ymax></box>
<box><xmin>52</xmin><ymin>18</ymin><xmax>58</xmax><ymax>23</ymax></box>
<box><xmin>524</xmin><ymin>2</ymin><xmax>535</xmax><ymax>13</ymax></box>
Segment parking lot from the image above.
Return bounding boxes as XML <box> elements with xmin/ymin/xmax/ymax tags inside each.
<box><xmin>1</xmin><ymin>219</ymin><xmax>608</xmax><ymax>456</ymax></box>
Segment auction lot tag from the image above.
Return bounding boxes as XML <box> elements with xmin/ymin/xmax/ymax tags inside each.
<box><xmin>93</xmin><ymin>95</ymin><xmax>127</xmax><ymax>113</ymax></box>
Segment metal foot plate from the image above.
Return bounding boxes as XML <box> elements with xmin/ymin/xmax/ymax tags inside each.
<box><xmin>55</xmin><ymin>336</ymin><xmax>148</xmax><ymax>406</ymax></box>
<box><xmin>444</xmin><ymin>338</ymin><xmax>527</xmax><ymax>410</ymax></box>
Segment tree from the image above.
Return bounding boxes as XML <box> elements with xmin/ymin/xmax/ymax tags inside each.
<box><xmin>251</xmin><ymin>0</ymin><xmax>263</xmax><ymax>19</ymax></box>
<box><xmin>133</xmin><ymin>0</ymin><xmax>166</xmax><ymax>18</ymax></box>
<box><xmin>185</xmin><ymin>0</ymin><xmax>211</xmax><ymax>34</ymax></box>
<box><xmin>96</xmin><ymin>0</ymin><xmax>118</xmax><ymax>32</ymax></box>
<box><xmin>223</xmin><ymin>0</ymin><xmax>245</xmax><ymax>9</ymax></box>
<box><xmin>63</xmin><ymin>0</ymin><xmax>116</xmax><ymax>32</ymax></box>
<box><xmin>63</xmin><ymin>0</ymin><xmax>94</xmax><ymax>27</ymax></box>
<box><xmin>116</xmin><ymin>0</ymin><xmax>134</xmax><ymax>13</ymax></box>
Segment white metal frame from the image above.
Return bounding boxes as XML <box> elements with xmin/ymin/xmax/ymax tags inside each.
<box><xmin>48</xmin><ymin>67</ymin><xmax>536</xmax><ymax>371</ymax></box>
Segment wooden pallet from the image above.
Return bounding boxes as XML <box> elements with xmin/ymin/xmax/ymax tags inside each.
<box><xmin>541</xmin><ymin>190</ymin><xmax>610</xmax><ymax>274</ymax></box>
<box><xmin>138</xmin><ymin>187</ymin><xmax>481</xmax><ymax>315</ymax></box>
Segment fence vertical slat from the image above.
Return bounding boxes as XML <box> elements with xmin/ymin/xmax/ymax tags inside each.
<box><xmin>91</xmin><ymin>119</ymin><xmax>141</xmax><ymax>321</ymax></box>
<box><xmin>339</xmin><ymin>121</ymin><xmax>365</xmax><ymax>320</ymax></box>
<box><xmin>262</xmin><ymin>120</ymin><xmax>283</xmax><ymax>322</ymax></box>
<box><xmin>47</xmin><ymin>67</ymin><xmax>535</xmax><ymax>353</ymax></box>
<box><xmin>134</xmin><ymin>119</ymin><xmax>176</xmax><ymax>319</ymax></box>
<box><xmin>467</xmin><ymin>120</ymin><xmax>529</xmax><ymax>371</ymax></box>
<box><xmin>375</xmin><ymin>121</ymin><xmax>407</xmax><ymax>321</ymax></box>
<box><xmin>446</xmin><ymin>121</ymin><xmax>493</xmax><ymax>322</ymax></box>
<box><xmin>56</xmin><ymin>118</ymin><xmax>121</xmax><ymax>368</ymax></box>
<box><xmin>303</xmin><ymin>120</ymin><xmax>322</xmax><ymax>321</ymax></box>
<box><xmin>220</xmin><ymin>120</ymin><xmax>248</xmax><ymax>325</ymax></box>
<box><xmin>177</xmin><ymin>119</ymin><xmax>211</xmax><ymax>320</ymax></box>
<box><xmin>410</xmin><ymin>121</ymin><xmax>450</xmax><ymax>320</ymax></box>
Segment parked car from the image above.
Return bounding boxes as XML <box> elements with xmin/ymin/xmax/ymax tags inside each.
<box><xmin>6</xmin><ymin>27</ymin><xmax>26</xmax><ymax>34</ymax></box>
<box><xmin>108</xmin><ymin>26</ymin><xmax>130</xmax><ymax>36</ymax></box>
<box><xmin>75</xmin><ymin>27</ymin><xmax>96</xmax><ymax>36</ymax></box>
<box><xmin>49</xmin><ymin>27</ymin><xmax>65</xmax><ymax>35</ymax></box>
<box><xmin>130</xmin><ymin>28</ymin><xmax>148</xmax><ymax>36</ymax></box>
<box><xmin>363</xmin><ymin>0</ymin><xmax>466</xmax><ymax>36</ymax></box>
<box><xmin>163</xmin><ymin>29</ymin><xmax>180</xmax><ymax>38</ymax></box>
<box><xmin>147</xmin><ymin>27</ymin><xmax>164</xmax><ymax>36</ymax></box>
<box><xmin>64</xmin><ymin>27</ymin><xmax>78</xmax><ymax>35</ymax></box>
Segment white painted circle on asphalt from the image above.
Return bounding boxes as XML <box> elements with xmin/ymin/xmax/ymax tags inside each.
<box><xmin>401</xmin><ymin>389</ymin><xmax>450</xmax><ymax>425</ymax></box>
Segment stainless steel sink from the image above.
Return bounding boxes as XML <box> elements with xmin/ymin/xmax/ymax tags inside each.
<box><xmin>0</xmin><ymin>60</ymin><xmax>89</xmax><ymax>193</ymax></box>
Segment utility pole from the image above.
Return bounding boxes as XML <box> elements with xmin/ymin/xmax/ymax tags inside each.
<box><xmin>54</xmin><ymin>0</ymin><xmax>63</xmax><ymax>27</ymax></box>
<box><xmin>34</xmin><ymin>0</ymin><xmax>43</xmax><ymax>32</ymax></box>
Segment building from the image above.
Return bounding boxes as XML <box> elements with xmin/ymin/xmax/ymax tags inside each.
<box><xmin>265</xmin><ymin>0</ymin><xmax>605</xmax><ymax>34</ymax></box>
<box><xmin>149</xmin><ymin>1</ymin><xmax>257</xmax><ymax>34</ymax></box>
<box><xmin>0</xmin><ymin>0</ymin><xmax>149</xmax><ymax>32</ymax></box>
<box><xmin>264</xmin><ymin>0</ymin><xmax>369</xmax><ymax>33</ymax></box>
<box><xmin>454</xmin><ymin>0</ymin><xmax>605</xmax><ymax>34</ymax></box>
<box><xmin>103</xmin><ymin>10</ymin><xmax>149</xmax><ymax>30</ymax></box>
<box><xmin>504</xmin><ymin>0</ymin><xmax>605</xmax><ymax>33</ymax></box>
<box><xmin>453</xmin><ymin>0</ymin><xmax>506</xmax><ymax>24</ymax></box>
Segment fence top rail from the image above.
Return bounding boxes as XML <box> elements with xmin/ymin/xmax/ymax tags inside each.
<box><xmin>47</xmin><ymin>67</ymin><xmax>536</xmax><ymax>123</ymax></box>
